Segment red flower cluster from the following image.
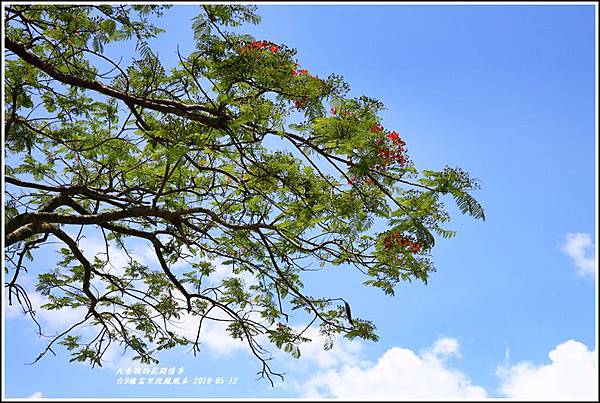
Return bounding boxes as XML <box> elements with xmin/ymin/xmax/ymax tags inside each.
<box><xmin>371</xmin><ymin>124</ymin><xmax>384</xmax><ymax>133</ymax></box>
<box><xmin>292</xmin><ymin>68</ymin><xmax>309</xmax><ymax>77</ymax></box>
<box><xmin>347</xmin><ymin>175</ymin><xmax>376</xmax><ymax>187</ymax></box>
<box><xmin>383</xmin><ymin>232</ymin><xmax>422</xmax><ymax>254</ymax></box>
<box><xmin>242</xmin><ymin>40</ymin><xmax>280</xmax><ymax>53</ymax></box>
<box><xmin>344</xmin><ymin>124</ymin><xmax>409</xmax><ymax>188</ymax></box>
<box><xmin>373</xmin><ymin>125</ymin><xmax>409</xmax><ymax>169</ymax></box>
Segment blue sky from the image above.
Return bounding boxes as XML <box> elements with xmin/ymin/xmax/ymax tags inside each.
<box><xmin>3</xmin><ymin>3</ymin><xmax>597</xmax><ymax>400</ymax></box>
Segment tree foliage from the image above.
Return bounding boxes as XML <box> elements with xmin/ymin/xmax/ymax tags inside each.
<box><xmin>4</xmin><ymin>4</ymin><xmax>484</xmax><ymax>384</ymax></box>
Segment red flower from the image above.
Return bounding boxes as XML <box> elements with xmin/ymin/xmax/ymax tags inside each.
<box><xmin>244</xmin><ymin>40</ymin><xmax>279</xmax><ymax>53</ymax></box>
<box><xmin>291</xmin><ymin>69</ymin><xmax>297</xmax><ymax>76</ymax></box>
<box><xmin>386</xmin><ymin>131</ymin><xmax>399</xmax><ymax>141</ymax></box>
<box><xmin>410</xmin><ymin>242</ymin><xmax>421</xmax><ymax>254</ymax></box>
<box><xmin>298</xmin><ymin>69</ymin><xmax>308</xmax><ymax>75</ymax></box>
<box><xmin>371</xmin><ymin>124</ymin><xmax>384</xmax><ymax>133</ymax></box>
<box><xmin>330</xmin><ymin>107</ymin><xmax>337</xmax><ymax>115</ymax></box>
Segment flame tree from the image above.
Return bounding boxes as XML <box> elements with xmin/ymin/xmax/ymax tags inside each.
<box><xmin>4</xmin><ymin>4</ymin><xmax>484</xmax><ymax>384</ymax></box>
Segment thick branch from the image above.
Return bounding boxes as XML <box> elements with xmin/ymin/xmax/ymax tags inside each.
<box><xmin>7</xmin><ymin>206</ymin><xmax>273</xmax><ymax>239</ymax></box>
<box><xmin>5</xmin><ymin>37</ymin><xmax>228</xmax><ymax>129</ymax></box>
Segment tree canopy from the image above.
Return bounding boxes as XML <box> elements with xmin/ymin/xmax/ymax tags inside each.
<box><xmin>4</xmin><ymin>4</ymin><xmax>484</xmax><ymax>384</ymax></box>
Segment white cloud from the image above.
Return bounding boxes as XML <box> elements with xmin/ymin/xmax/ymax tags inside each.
<box><xmin>300</xmin><ymin>337</ymin><xmax>487</xmax><ymax>399</ymax></box>
<box><xmin>6</xmin><ymin>287</ymin><xmax>88</xmax><ymax>332</ymax></box>
<box><xmin>28</xmin><ymin>392</ymin><xmax>43</xmax><ymax>398</ymax></box>
<box><xmin>431</xmin><ymin>336</ymin><xmax>461</xmax><ymax>358</ymax></box>
<box><xmin>175</xmin><ymin>311</ymin><xmax>250</xmax><ymax>357</ymax></box>
<box><xmin>561</xmin><ymin>233</ymin><xmax>596</xmax><ymax>277</ymax></box>
<box><xmin>77</xmin><ymin>235</ymin><xmax>151</xmax><ymax>277</ymax></box>
<box><xmin>162</xmin><ymin>288</ymin><xmax>258</xmax><ymax>358</ymax></box>
<box><xmin>5</xmin><ymin>298</ymin><xmax>27</xmax><ymax>320</ymax></box>
<box><xmin>497</xmin><ymin>339</ymin><xmax>598</xmax><ymax>400</ymax></box>
<box><xmin>207</xmin><ymin>259</ymin><xmax>259</xmax><ymax>288</ymax></box>
<box><xmin>284</xmin><ymin>325</ymin><xmax>364</xmax><ymax>370</ymax></box>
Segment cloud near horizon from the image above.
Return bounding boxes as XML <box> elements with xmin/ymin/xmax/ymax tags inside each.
<box><xmin>294</xmin><ymin>336</ymin><xmax>597</xmax><ymax>400</ymax></box>
<box><xmin>299</xmin><ymin>337</ymin><xmax>487</xmax><ymax>400</ymax></box>
<box><xmin>497</xmin><ymin>339</ymin><xmax>598</xmax><ymax>400</ymax></box>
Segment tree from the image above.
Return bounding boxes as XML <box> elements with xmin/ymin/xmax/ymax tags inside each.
<box><xmin>4</xmin><ymin>4</ymin><xmax>484</xmax><ymax>384</ymax></box>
